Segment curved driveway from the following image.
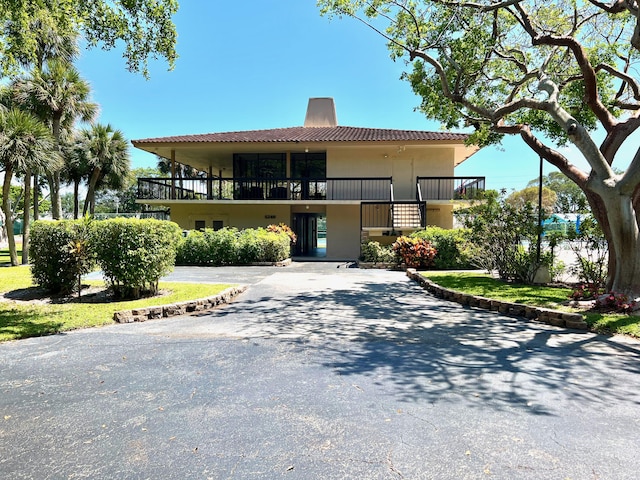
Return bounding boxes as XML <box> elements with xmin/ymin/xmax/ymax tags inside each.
<box><xmin>2</xmin><ymin>263</ymin><xmax>640</xmax><ymax>479</ymax></box>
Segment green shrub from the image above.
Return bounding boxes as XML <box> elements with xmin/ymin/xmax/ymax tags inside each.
<box><xmin>360</xmin><ymin>241</ymin><xmax>396</xmax><ymax>263</ymax></box>
<box><xmin>176</xmin><ymin>227</ymin><xmax>291</xmax><ymax>266</ymax></box>
<box><xmin>205</xmin><ymin>227</ymin><xmax>239</xmax><ymax>265</ymax></box>
<box><xmin>176</xmin><ymin>230</ymin><xmax>210</xmax><ymax>265</ymax></box>
<box><xmin>410</xmin><ymin>226</ymin><xmax>472</xmax><ymax>269</ymax></box>
<box><xmin>91</xmin><ymin>218</ymin><xmax>182</xmax><ymax>299</ymax></box>
<box><xmin>255</xmin><ymin>229</ymin><xmax>290</xmax><ymax>262</ymax></box>
<box><xmin>392</xmin><ymin>236</ymin><xmax>437</xmax><ymax>268</ymax></box>
<box><xmin>30</xmin><ymin>219</ymin><xmax>96</xmax><ymax>295</ymax></box>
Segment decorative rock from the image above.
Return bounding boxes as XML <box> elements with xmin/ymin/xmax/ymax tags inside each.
<box><xmin>566</xmin><ymin>319</ymin><xmax>589</xmax><ymax>330</ymax></box>
<box><xmin>549</xmin><ymin>317</ymin><xmax>566</xmax><ymax>327</ymax></box>
<box><xmin>113</xmin><ymin>285</ymin><xmax>247</xmax><ymax>323</ymax></box>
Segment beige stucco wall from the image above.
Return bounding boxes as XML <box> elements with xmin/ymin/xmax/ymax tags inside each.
<box><xmin>426</xmin><ymin>205</ymin><xmax>454</xmax><ymax>229</ymax></box>
<box><xmin>326</xmin><ymin>146</ymin><xmax>456</xmax><ymax>201</ymax></box>
<box><xmin>326</xmin><ymin>204</ymin><xmax>361</xmax><ymax>260</ymax></box>
<box><xmin>170</xmin><ymin>203</ymin><xmax>292</xmax><ymax>231</ymax></box>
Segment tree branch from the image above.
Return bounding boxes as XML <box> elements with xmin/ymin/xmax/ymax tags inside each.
<box><xmin>596</xmin><ymin>62</ymin><xmax>640</xmax><ymax>101</ymax></box>
<box><xmin>517</xmin><ymin>126</ymin><xmax>589</xmax><ymax>188</ymax></box>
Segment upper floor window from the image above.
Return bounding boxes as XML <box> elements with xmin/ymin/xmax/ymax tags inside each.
<box><xmin>233</xmin><ymin>153</ymin><xmax>286</xmax><ymax>178</ymax></box>
<box><xmin>291</xmin><ymin>152</ymin><xmax>326</xmax><ymax>179</ymax></box>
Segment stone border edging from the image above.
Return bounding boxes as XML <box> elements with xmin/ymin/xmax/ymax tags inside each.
<box><xmin>113</xmin><ymin>285</ymin><xmax>248</xmax><ymax>323</ymax></box>
<box><xmin>406</xmin><ymin>269</ymin><xmax>589</xmax><ymax>331</ymax></box>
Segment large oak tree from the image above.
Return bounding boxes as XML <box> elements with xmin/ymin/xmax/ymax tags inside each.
<box><xmin>0</xmin><ymin>0</ymin><xmax>178</xmax><ymax>78</ymax></box>
<box><xmin>320</xmin><ymin>0</ymin><xmax>640</xmax><ymax>296</ymax></box>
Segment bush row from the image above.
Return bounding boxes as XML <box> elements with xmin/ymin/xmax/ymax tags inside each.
<box><xmin>360</xmin><ymin>226</ymin><xmax>472</xmax><ymax>269</ymax></box>
<box><xmin>175</xmin><ymin>227</ymin><xmax>291</xmax><ymax>266</ymax></box>
<box><xmin>30</xmin><ymin>218</ymin><xmax>182</xmax><ymax>299</ymax></box>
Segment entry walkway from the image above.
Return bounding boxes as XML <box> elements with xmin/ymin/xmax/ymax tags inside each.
<box><xmin>2</xmin><ymin>264</ymin><xmax>640</xmax><ymax>479</ymax></box>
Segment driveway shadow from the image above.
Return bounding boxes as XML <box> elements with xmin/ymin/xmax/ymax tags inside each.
<box><xmin>209</xmin><ymin>277</ymin><xmax>640</xmax><ymax>414</ymax></box>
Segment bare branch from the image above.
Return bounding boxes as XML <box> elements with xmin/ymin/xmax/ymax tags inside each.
<box><xmin>601</xmin><ymin>114</ymin><xmax>640</xmax><ymax>161</ymax></box>
<box><xmin>596</xmin><ymin>62</ymin><xmax>640</xmax><ymax>100</ymax></box>
<box><xmin>519</xmin><ymin>126</ymin><xmax>589</xmax><ymax>188</ymax></box>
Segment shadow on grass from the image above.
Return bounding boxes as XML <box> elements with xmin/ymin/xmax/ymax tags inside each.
<box><xmin>585</xmin><ymin>312</ymin><xmax>640</xmax><ymax>336</ymax></box>
<box><xmin>0</xmin><ymin>306</ymin><xmax>63</xmax><ymax>340</ymax></box>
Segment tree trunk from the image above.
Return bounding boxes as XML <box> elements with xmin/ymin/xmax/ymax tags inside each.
<box><xmin>33</xmin><ymin>173</ymin><xmax>39</xmax><ymax>221</ymax></box>
<box><xmin>73</xmin><ymin>179</ymin><xmax>80</xmax><ymax>219</ymax></box>
<box><xmin>2</xmin><ymin>166</ymin><xmax>18</xmax><ymax>266</ymax></box>
<box><xmin>591</xmin><ymin>190</ymin><xmax>640</xmax><ymax>296</ymax></box>
<box><xmin>22</xmin><ymin>169</ymin><xmax>31</xmax><ymax>265</ymax></box>
<box><xmin>47</xmin><ymin>172</ymin><xmax>62</xmax><ymax>220</ymax></box>
<box><xmin>83</xmin><ymin>167</ymin><xmax>101</xmax><ymax>217</ymax></box>
<box><xmin>51</xmin><ymin>116</ymin><xmax>63</xmax><ymax>219</ymax></box>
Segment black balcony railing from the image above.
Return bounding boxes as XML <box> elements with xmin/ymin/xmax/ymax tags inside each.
<box><xmin>361</xmin><ymin>201</ymin><xmax>426</xmax><ymax>230</ymax></box>
<box><xmin>417</xmin><ymin>176</ymin><xmax>485</xmax><ymax>201</ymax></box>
<box><xmin>137</xmin><ymin>177</ymin><xmax>392</xmax><ymax>201</ymax></box>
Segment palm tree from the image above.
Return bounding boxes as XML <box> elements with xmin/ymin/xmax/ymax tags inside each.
<box><xmin>60</xmin><ymin>134</ymin><xmax>90</xmax><ymax>219</ymax></box>
<box><xmin>22</xmin><ymin>10</ymin><xmax>79</xmax><ymax>222</ymax></box>
<box><xmin>0</xmin><ymin>109</ymin><xmax>59</xmax><ymax>265</ymax></box>
<box><xmin>15</xmin><ymin>59</ymin><xmax>97</xmax><ymax>219</ymax></box>
<box><xmin>79</xmin><ymin>124</ymin><xmax>130</xmax><ymax>216</ymax></box>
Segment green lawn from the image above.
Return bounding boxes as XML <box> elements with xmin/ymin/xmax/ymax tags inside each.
<box><xmin>0</xmin><ymin>247</ymin><xmax>22</xmax><ymax>265</ymax></box>
<box><xmin>422</xmin><ymin>271</ymin><xmax>640</xmax><ymax>338</ymax></box>
<box><xmin>0</xmin><ymin>265</ymin><xmax>233</xmax><ymax>342</ymax></box>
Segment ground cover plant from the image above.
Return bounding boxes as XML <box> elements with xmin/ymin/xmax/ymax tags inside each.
<box><xmin>0</xmin><ymin>265</ymin><xmax>232</xmax><ymax>342</ymax></box>
<box><xmin>422</xmin><ymin>271</ymin><xmax>640</xmax><ymax>338</ymax></box>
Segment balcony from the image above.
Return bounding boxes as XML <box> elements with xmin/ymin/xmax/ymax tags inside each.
<box><xmin>361</xmin><ymin>201</ymin><xmax>426</xmax><ymax>230</ymax></box>
<box><xmin>417</xmin><ymin>176</ymin><xmax>486</xmax><ymax>201</ymax></box>
<box><xmin>137</xmin><ymin>177</ymin><xmax>393</xmax><ymax>202</ymax></box>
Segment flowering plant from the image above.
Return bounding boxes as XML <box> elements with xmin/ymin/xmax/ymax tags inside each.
<box><xmin>267</xmin><ymin>223</ymin><xmax>297</xmax><ymax>245</ymax></box>
<box><xmin>594</xmin><ymin>292</ymin><xmax>638</xmax><ymax>314</ymax></box>
<box><xmin>392</xmin><ymin>236</ymin><xmax>437</xmax><ymax>268</ymax></box>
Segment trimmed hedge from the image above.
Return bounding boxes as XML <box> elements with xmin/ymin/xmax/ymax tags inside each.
<box><xmin>91</xmin><ymin>218</ymin><xmax>182</xmax><ymax>299</ymax></box>
<box><xmin>176</xmin><ymin>227</ymin><xmax>291</xmax><ymax>266</ymax></box>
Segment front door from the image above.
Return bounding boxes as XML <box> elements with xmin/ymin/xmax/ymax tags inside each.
<box><xmin>292</xmin><ymin>213</ymin><xmax>325</xmax><ymax>257</ymax></box>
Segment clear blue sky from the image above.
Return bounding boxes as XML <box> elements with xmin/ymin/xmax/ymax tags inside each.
<box><xmin>73</xmin><ymin>0</ymin><xmax>572</xmax><ymax>192</ymax></box>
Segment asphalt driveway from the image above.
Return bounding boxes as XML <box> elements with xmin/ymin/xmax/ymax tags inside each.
<box><xmin>2</xmin><ymin>263</ymin><xmax>640</xmax><ymax>479</ymax></box>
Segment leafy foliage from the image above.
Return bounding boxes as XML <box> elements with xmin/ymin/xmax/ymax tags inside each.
<box><xmin>30</xmin><ymin>219</ymin><xmax>95</xmax><ymax>294</ymax></box>
<box><xmin>0</xmin><ymin>1</ymin><xmax>178</xmax><ymax>78</ymax></box>
<box><xmin>410</xmin><ymin>226</ymin><xmax>472</xmax><ymax>269</ymax></box>
<box><xmin>566</xmin><ymin>216</ymin><xmax>609</xmax><ymax>289</ymax></box>
<box><xmin>176</xmin><ymin>227</ymin><xmax>292</xmax><ymax>266</ymax></box>
<box><xmin>392</xmin><ymin>236</ymin><xmax>437</xmax><ymax>268</ymax></box>
<box><xmin>456</xmin><ymin>190</ymin><xmax>554</xmax><ymax>283</ymax></box>
<box><xmin>91</xmin><ymin>218</ymin><xmax>182</xmax><ymax>299</ymax></box>
<box><xmin>360</xmin><ymin>241</ymin><xmax>396</xmax><ymax>263</ymax></box>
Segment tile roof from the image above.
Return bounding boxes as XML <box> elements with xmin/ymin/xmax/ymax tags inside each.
<box><xmin>132</xmin><ymin>126</ymin><xmax>469</xmax><ymax>145</ymax></box>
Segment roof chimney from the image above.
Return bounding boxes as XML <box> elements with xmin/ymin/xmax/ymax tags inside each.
<box><xmin>303</xmin><ymin>97</ymin><xmax>338</xmax><ymax>127</ymax></box>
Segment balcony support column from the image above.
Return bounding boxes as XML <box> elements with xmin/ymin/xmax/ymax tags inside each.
<box><xmin>170</xmin><ymin>149</ymin><xmax>176</xmax><ymax>200</ymax></box>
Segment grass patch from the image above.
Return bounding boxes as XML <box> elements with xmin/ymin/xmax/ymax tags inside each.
<box><xmin>0</xmin><ymin>266</ymin><xmax>233</xmax><ymax>342</ymax></box>
<box><xmin>0</xmin><ymin>247</ymin><xmax>22</xmax><ymax>266</ymax></box>
<box><xmin>422</xmin><ymin>271</ymin><xmax>572</xmax><ymax>307</ymax></box>
<box><xmin>422</xmin><ymin>271</ymin><xmax>640</xmax><ymax>338</ymax></box>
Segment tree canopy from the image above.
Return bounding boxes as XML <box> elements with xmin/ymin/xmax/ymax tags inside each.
<box><xmin>319</xmin><ymin>0</ymin><xmax>640</xmax><ymax>295</ymax></box>
<box><xmin>0</xmin><ymin>0</ymin><xmax>178</xmax><ymax>78</ymax></box>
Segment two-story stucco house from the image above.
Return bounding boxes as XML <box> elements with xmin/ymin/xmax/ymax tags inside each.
<box><xmin>132</xmin><ymin>98</ymin><xmax>483</xmax><ymax>260</ymax></box>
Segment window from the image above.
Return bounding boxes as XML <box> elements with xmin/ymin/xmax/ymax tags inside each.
<box><xmin>233</xmin><ymin>153</ymin><xmax>286</xmax><ymax>178</ymax></box>
<box><xmin>291</xmin><ymin>152</ymin><xmax>326</xmax><ymax>179</ymax></box>
<box><xmin>195</xmin><ymin>220</ymin><xmax>206</xmax><ymax>231</ymax></box>
<box><xmin>212</xmin><ymin>220</ymin><xmax>224</xmax><ymax>231</ymax></box>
